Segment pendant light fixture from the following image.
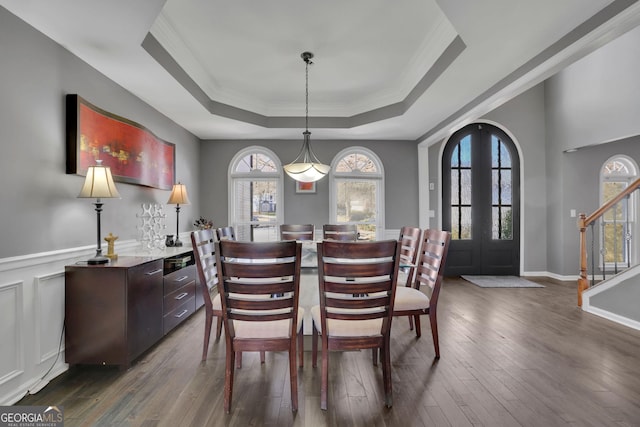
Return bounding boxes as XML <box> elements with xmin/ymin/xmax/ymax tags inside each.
<box><xmin>283</xmin><ymin>51</ymin><xmax>330</xmax><ymax>183</ymax></box>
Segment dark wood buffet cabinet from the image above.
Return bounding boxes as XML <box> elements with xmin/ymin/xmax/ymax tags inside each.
<box><xmin>65</xmin><ymin>249</ymin><xmax>203</xmax><ymax>368</ymax></box>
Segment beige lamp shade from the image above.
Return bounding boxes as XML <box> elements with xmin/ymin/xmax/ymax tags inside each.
<box><xmin>167</xmin><ymin>183</ymin><xmax>190</xmax><ymax>205</ymax></box>
<box><xmin>78</xmin><ymin>160</ymin><xmax>121</xmax><ymax>199</ymax></box>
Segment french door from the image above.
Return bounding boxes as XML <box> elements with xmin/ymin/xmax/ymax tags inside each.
<box><xmin>442</xmin><ymin>123</ymin><xmax>520</xmax><ymax>276</ymax></box>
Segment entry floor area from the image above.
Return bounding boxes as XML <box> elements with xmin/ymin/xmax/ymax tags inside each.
<box><xmin>19</xmin><ymin>277</ymin><xmax>640</xmax><ymax>426</ymax></box>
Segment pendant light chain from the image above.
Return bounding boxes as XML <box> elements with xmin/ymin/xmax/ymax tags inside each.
<box><xmin>305</xmin><ymin>55</ymin><xmax>310</xmax><ymax>132</ymax></box>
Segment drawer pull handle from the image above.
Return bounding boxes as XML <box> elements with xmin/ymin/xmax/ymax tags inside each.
<box><xmin>175</xmin><ymin>292</ymin><xmax>189</xmax><ymax>300</ymax></box>
<box><xmin>146</xmin><ymin>269</ymin><xmax>164</xmax><ymax>276</ymax></box>
<box><xmin>174</xmin><ymin>275</ymin><xmax>189</xmax><ymax>282</ymax></box>
<box><xmin>175</xmin><ymin>309</ymin><xmax>189</xmax><ymax>318</ymax></box>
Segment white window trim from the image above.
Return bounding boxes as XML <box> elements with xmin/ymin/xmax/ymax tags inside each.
<box><xmin>228</xmin><ymin>146</ymin><xmax>283</xmax><ymax>239</ymax></box>
<box><xmin>329</xmin><ymin>146</ymin><xmax>385</xmax><ymax>240</ymax></box>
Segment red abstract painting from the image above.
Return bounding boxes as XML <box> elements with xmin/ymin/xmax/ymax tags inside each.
<box><xmin>66</xmin><ymin>95</ymin><xmax>175</xmax><ymax>190</ymax></box>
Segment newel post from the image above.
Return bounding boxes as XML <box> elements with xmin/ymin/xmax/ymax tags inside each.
<box><xmin>577</xmin><ymin>213</ymin><xmax>588</xmax><ymax>307</ymax></box>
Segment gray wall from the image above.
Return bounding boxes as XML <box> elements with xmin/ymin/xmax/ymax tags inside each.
<box><xmin>199</xmin><ymin>139</ymin><xmax>419</xmax><ymax>230</ymax></box>
<box><xmin>0</xmin><ymin>7</ymin><xmax>200</xmax><ymax>258</ymax></box>
<box><xmin>427</xmin><ymin>84</ymin><xmax>548</xmax><ymax>273</ymax></box>
<box><xmin>591</xmin><ymin>275</ymin><xmax>640</xmax><ymax>323</ymax></box>
<box><xmin>546</xmin><ymin>25</ymin><xmax>640</xmax><ymax>276</ymax></box>
<box><xmin>546</xmin><ymin>25</ymin><xmax>640</xmax><ymax>153</ymax></box>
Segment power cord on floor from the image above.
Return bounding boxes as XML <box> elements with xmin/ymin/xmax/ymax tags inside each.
<box><xmin>24</xmin><ymin>318</ymin><xmax>66</xmax><ymax>397</ymax></box>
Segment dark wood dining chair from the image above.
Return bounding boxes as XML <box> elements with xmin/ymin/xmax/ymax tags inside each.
<box><xmin>216</xmin><ymin>226</ymin><xmax>236</xmax><ymax>241</ymax></box>
<box><xmin>398</xmin><ymin>226</ymin><xmax>422</xmax><ymax>287</ymax></box>
<box><xmin>280</xmin><ymin>224</ymin><xmax>315</xmax><ymax>241</ymax></box>
<box><xmin>215</xmin><ymin>240</ymin><xmax>304</xmax><ymax>413</ymax></box>
<box><xmin>213</xmin><ymin>225</ymin><xmax>264</xmax><ymax>366</ymax></box>
<box><xmin>190</xmin><ymin>229</ymin><xmax>223</xmax><ymax>362</ymax></box>
<box><xmin>322</xmin><ymin>223</ymin><xmax>358</xmax><ymax>241</ymax></box>
<box><xmin>392</xmin><ymin>229</ymin><xmax>451</xmax><ymax>359</ymax></box>
<box><xmin>397</xmin><ymin>226</ymin><xmax>423</xmax><ymax>330</ymax></box>
<box><xmin>311</xmin><ymin>239</ymin><xmax>401</xmax><ymax>410</ymax></box>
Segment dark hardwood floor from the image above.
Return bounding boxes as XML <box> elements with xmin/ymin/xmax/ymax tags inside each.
<box><xmin>18</xmin><ymin>277</ymin><xmax>640</xmax><ymax>426</ymax></box>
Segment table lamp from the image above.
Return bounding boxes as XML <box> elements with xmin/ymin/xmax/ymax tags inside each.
<box><xmin>167</xmin><ymin>182</ymin><xmax>190</xmax><ymax>247</ymax></box>
<box><xmin>78</xmin><ymin>160</ymin><xmax>121</xmax><ymax>264</ymax></box>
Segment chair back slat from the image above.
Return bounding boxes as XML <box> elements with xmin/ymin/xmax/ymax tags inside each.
<box><xmin>223</xmin><ymin>262</ymin><xmax>297</xmax><ymax>278</ymax></box>
<box><xmin>280</xmin><ymin>224</ymin><xmax>315</xmax><ymax>241</ymax></box>
<box><xmin>322</xmin><ymin>260</ymin><xmax>396</xmax><ymax>278</ymax></box>
<box><xmin>216</xmin><ymin>226</ymin><xmax>236</xmax><ymax>241</ymax></box>
<box><xmin>322</xmin><ymin>224</ymin><xmax>359</xmax><ymax>241</ymax></box>
<box><xmin>323</xmin><ymin>280</ymin><xmax>392</xmax><ymax>295</ymax></box>
<box><xmin>413</xmin><ymin>229</ymin><xmax>451</xmax><ymax>299</ymax></box>
<box><xmin>226</xmin><ymin>280</ymin><xmax>295</xmax><ymax>295</ymax></box>
<box><xmin>191</xmin><ymin>229</ymin><xmax>219</xmax><ymax>310</ymax></box>
<box><xmin>398</xmin><ymin>226</ymin><xmax>422</xmax><ymax>286</ymax></box>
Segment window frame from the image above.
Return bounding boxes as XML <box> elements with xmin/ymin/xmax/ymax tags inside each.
<box><xmin>228</xmin><ymin>146</ymin><xmax>283</xmax><ymax>241</ymax></box>
<box><xmin>599</xmin><ymin>155</ymin><xmax>638</xmax><ymax>268</ymax></box>
<box><xmin>329</xmin><ymin>146</ymin><xmax>385</xmax><ymax>240</ymax></box>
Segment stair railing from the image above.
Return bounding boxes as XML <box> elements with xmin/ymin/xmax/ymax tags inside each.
<box><xmin>578</xmin><ymin>177</ymin><xmax>640</xmax><ymax>306</ymax></box>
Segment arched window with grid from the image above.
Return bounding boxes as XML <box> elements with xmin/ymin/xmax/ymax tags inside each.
<box><xmin>330</xmin><ymin>147</ymin><xmax>384</xmax><ymax>240</ymax></box>
<box><xmin>600</xmin><ymin>155</ymin><xmax>638</xmax><ymax>268</ymax></box>
<box><xmin>228</xmin><ymin>146</ymin><xmax>283</xmax><ymax>241</ymax></box>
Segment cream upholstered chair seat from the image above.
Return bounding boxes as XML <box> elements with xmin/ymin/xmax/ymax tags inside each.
<box><xmin>392</xmin><ymin>229</ymin><xmax>451</xmax><ymax>359</ymax></box>
<box><xmin>233</xmin><ymin>308</ymin><xmax>304</xmax><ymax>339</ymax></box>
<box><xmin>393</xmin><ymin>286</ymin><xmax>430</xmax><ymax>311</ymax></box>
<box><xmin>310</xmin><ymin>305</ymin><xmax>381</xmax><ymax>337</ymax></box>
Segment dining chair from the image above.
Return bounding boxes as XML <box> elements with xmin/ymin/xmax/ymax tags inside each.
<box><xmin>216</xmin><ymin>226</ymin><xmax>236</xmax><ymax>241</ymax></box>
<box><xmin>190</xmin><ymin>229</ymin><xmax>223</xmax><ymax>362</ymax></box>
<box><xmin>215</xmin><ymin>239</ymin><xmax>304</xmax><ymax>413</ymax></box>
<box><xmin>398</xmin><ymin>226</ymin><xmax>422</xmax><ymax>287</ymax></box>
<box><xmin>322</xmin><ymin>223</ymin><xmax>358</xmax><ymax>241</ymax></box>
<box><xmin>397</xmin><ymin>226</ymin><xmax>423</xmax><ymax>330</ymax></box>
<box><xmin>392</xmin><ymin>229</ymin><xmax>451</xmax><ymax>359</ymax></box>
<box><xmin>311</xmin><ymin>239</ymin><xmax>401</xmax><ymax>410</ymax></box>
<box><xmin>280</xmin><ymin>224</ymin><xmax>315</xmax><ymax>241</ymax></box>
<box><xmin>213</xmin><ymin>225</ymin><xmax>264</xmax><ymax>367</ymax></box>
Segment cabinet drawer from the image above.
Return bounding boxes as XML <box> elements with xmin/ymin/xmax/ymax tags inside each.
<box><xmin>164</xmin><ymin>265</ymin><xmax>196</xmax><ymax>296</ymax></box>
<box><xmin>130</xmin><ymin>259</ymin><xmax>165</xmax><ymax>283</ymax></box>
<box><xmin>163</xmin><ymin>280</ymin><xmax>196</xmax><ymax>314</ymax></box>
<box><xmin>163</xmin><ymin>296</ymin><xmax>195</xmax><ymax>335</ymax></box>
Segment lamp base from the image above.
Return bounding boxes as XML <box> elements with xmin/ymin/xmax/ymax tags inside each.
<box><xmin>87</xmin><ymin>255</ymin><xmax>110</xmax><ymax>265</ymax></box>
<box><xmin>174</xmin><ymin>238</ymin><xmax>183</xmax><ymax>247</ymax></box>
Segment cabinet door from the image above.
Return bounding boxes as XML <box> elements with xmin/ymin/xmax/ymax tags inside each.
<box><xmin>65</xmin><ymin>268</ymin><xmax>127</xmax><ymax>365</ymax></box>
<box><xmin>127</xmin><ymin>260</ymin><xmax>164</xmax><ymax>361</ymax></box>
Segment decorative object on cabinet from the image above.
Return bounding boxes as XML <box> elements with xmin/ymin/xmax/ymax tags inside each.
<box><xmin>137</xmin><ymin>203</ymin><xmax>166</xmax><ymax>251</ymax></box>
<box><xmin>193</xmin><ymin>216</ymin><xmax>214</xmax><ymax>230</ymax></box>
<box><xmin>166</xmin><ymin>182</ymin><xmax>190</xmax><ymax>247</ymax></box>
<box><xmin>77</xmin><ymin>160</ymin><xmax>121</xmax><ymax>265</ymax></box>
<box><xmin>66</xmin><ymin>94</ymin><xmax>175</xmax><ymax>190</ymax></box>
<box><xmin>104</xmin><ymin>232</ymin><xmax>119</xmax><ymax>261</ymax></box>
<box><xmin>283</xmin><ymin>52</ymin><xmax>330</xmax><ymax>183</ymax></box>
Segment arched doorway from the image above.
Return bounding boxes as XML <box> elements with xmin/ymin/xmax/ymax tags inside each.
<box><xmin>442</xmin><ymin>123</ymin><xmax>521</xmax><ymax>276</ymax></box>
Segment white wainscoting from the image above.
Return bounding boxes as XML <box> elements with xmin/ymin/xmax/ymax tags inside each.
<box><xmin>0</xmin><ymin>280</ymin><xmax>24</xmax><ymax>388</ymax></box>
<box><xmin>0</xmin><ymin>239</ymin><xmax>143</xmax><ymax>405</ymax></box>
